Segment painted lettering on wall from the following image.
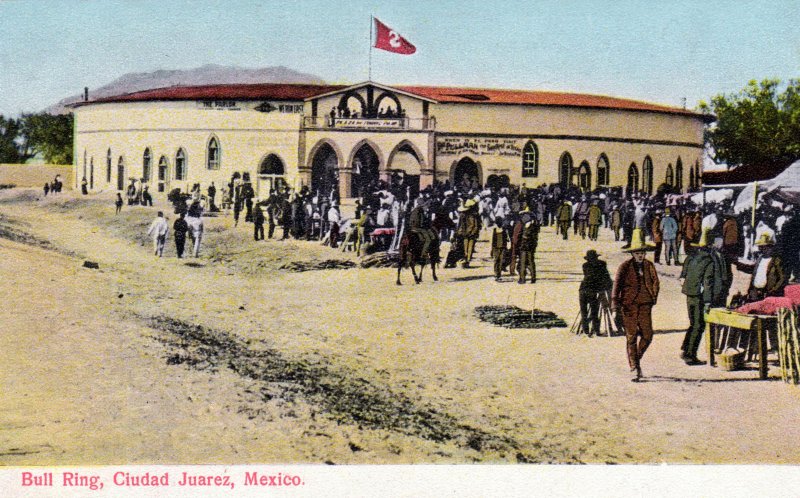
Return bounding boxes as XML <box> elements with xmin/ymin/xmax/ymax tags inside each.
<box><xmin>436</xmin><ymin>137</ymin><xmax>521</xmax><ymax>157</ymax></box>
<box><xmin>197</xmin><ymin>100</ymin><xmax>241</xmax><ymax>110</ymax></box>
<box><xmin>334</xmin><ymin>118</ymin><xmax>403</xmax><ymax>129</ymax></box>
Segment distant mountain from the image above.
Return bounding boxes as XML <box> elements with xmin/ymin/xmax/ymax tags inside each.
<box><xmin>46</xmin><ymin>64</ymin><xmax>326</xmax><ymax>114</ymax></box>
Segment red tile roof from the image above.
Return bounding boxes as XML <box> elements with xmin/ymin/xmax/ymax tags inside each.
<box><xmin>76</xmin><ymin>82</ymin><xmax>713</xmax><ymax>121</ymax></box>
<box><xmin>83</xmin><ymin>83</ymin><xmax>347</xmax><ymax>104</ymax></box>
<box><xmin>397</xmin><ymin>85</ymin><xmax>711</xmax><ymax>120</ymax></box>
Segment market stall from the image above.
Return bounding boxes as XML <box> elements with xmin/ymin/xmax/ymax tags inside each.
<box><xmin>706</xmin><ymin>284</ymin><xmax>800</xmax><ymax>379</ymax></box>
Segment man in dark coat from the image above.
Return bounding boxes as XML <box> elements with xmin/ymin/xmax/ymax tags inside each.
<box><xmin>612</xmin><ymin>229</ymin><xmax>660</xmax><ymax>381</ymax></box>
<box><xmin>208</xmin><ymin>182</ymin><xmax>217</xmax><ymax>211</ymax></box>
<box><xmin>679</xmin><ymin>232</ymin><xmax>719</xmax><ymax>365</ymax></box>
<box><xmin>580</xmin><ymin>250</ymin><xmax>613</xmax><ymax>337</ymax></box>
<box><xmin>253</xmin><ymin>204</ymin><xmax>265</xmax><ymax>241</ymax></box>
<box><xmin>173</xmin><ymin>212</ymin><xmax>189</xmax><ymax>258</ymax></box>
<box><xmin>517</xmin><ymin>210</ymin><xmax>540</xmax><ymax>284</ymax></box>
<box><xmin>490</xmin><ymin>216</ymin><xmax>508</xmax><ymax>281</ymax></box>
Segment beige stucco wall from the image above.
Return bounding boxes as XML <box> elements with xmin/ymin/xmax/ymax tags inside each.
<box><xmin>430</xmin><ymin>102</ymin><xmax>704</xmax><ymax>192</ymax></box>
<box><xmin>74</xmin><ymin>101</ymin><xmax>305</xmax><ymax>194</ymax></box>
<box><xmin>73</xmin><ymin>86</ymin><xmax>705</xmax><ymax>197</ymax></box>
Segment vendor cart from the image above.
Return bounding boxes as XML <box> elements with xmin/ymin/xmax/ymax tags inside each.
<box><xmin>705</xmin><ymin>308</ymin><xmax>776</xmax><ymax>379</ymax></box>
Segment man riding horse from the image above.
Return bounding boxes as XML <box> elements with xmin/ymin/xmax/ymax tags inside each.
<box><xmin>397</xmin><ymin>197</ymin><xmax>441</xmax><ymax>285</ymax></box>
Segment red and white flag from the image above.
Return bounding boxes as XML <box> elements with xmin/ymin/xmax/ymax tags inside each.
<box><xmin>373</xmin><ymin>17</ymin><xmax>416</xmax><ymax>55</ymax></box>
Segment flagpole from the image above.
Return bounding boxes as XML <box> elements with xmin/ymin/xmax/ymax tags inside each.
<box><xmin>368</xmin><ymin>15</ymin><xmax>373</xmax><ymax>81</ymax></box>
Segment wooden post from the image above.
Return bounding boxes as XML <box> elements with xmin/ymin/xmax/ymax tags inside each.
<box><xmin>707</xmin><ymin>320</ymin><xmax>715</xmax><ymax>367</ymax></box>
<box><xmin>758</xmin><ymin>319</ymin><xmax>768</xmax><ymax>380</ymax></box>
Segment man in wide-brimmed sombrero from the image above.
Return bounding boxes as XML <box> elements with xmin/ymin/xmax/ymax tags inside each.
<box><xmin>745</xmin><ymin>233</ymin><xmax>787</xmax><ymax>301</ymax></box>
<box><xmin>679</xmin><ymin>229</ymin><xmax>724</xmax><ymax>366</ymax></box>
<box><xmin>612</xmin><ymin>229</ymin><xmax>660</xmax><ymax>381</ymax></box>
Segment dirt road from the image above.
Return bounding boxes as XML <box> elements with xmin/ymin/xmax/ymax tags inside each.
<box><xmin>2</xmin><ymin>189</ymin><xmax>799</xmax><ymax>465</ymax></box>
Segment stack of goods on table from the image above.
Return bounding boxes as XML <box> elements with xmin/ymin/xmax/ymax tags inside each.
<box><xmin>732</xmin><ymin>285</ymin><xmax>800</xmax><ymax>385</ymax></box>
<box><xmin>735</xmin><ymin>285</ymin><xmax>800</xmax><ymax>315</ymax></box>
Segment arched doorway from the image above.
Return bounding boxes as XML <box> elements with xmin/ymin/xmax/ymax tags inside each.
<box><xmin>453</xmin><ymin>156</ymin><xmax>481</xmax><ymax>189</ymax></box>
<box><xmin>351</xmin><ymin>143</ymin><xmax>380</xmax><ymax>199</ymax></box>
<box><xmin>627</xmin><ymin>163</ymin><xmax>639</xmax><ymax>196</ymax></box>
<box><xmin>311</xmin><ymin>143</ymin><xmax>339</xmax><ymax>198</ymax></box>
<box><xmin>577</xmin><ymin>161</ymin><xmax>591</xmax><ymax>190</ymax></box>
<box><xmin>388</xmin><ymin>142</ymin><xmax>423</xmax><ymax>196</ymax></box>
<box><xmin>257</xmin><ymin>153</ymin><xmax>287</xmax><ymax>198</ymax></box>
<box><xmin>596</xmin><ymin>154</ymin><xmax>610</xmax><ymax>188</ymax></box>
<box><xmin>559</xmin><ymin>152</ymin><xmax>573</xmax><ymax>187</ymax></box>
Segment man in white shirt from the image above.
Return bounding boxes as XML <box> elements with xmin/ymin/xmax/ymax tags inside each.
<box><xmin>146</xmin><ymin>211</ymin><xmax>169</xmax><ymax>257</ymax></box>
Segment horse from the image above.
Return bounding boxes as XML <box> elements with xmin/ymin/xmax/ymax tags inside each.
<box><xmin>396</xmin><ymin>229</ymin><xmax>440</xmax><ymax>285</ymax></box>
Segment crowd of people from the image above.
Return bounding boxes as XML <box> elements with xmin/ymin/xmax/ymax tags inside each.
<box><xmin>132</xmin><ymin>169</ymin><xmax>800</xmax><ymax>382</ymax></box>
<box><xmin>42</xmin><ymin>175</ymin><xmax>63</xmax><ymax>196</ymax></box>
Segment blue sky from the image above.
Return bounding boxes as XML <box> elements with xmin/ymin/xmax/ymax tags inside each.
<box><xmin>0</xmin><ymin>0</ymin><xmax>797</xmax><ymax>116</ymax></box>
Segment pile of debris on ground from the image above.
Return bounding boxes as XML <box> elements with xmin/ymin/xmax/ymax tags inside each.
<box><xmin>360</xmin><ymin>252</ymin><xmax>399</xmax><ymax>268</ymax></box>
<box><xmin>279</xmin><ymin>259</ymin><xmax>357</xmax><ymax>272</ymax></box>
<box><xmin>475</xmin><ymin>305</ymin><xmax>567</xmax><ymax>329</ymax></box>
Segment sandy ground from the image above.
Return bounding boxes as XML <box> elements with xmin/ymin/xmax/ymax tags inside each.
<box><xmin>2</xmin><ymin>188</ymin><xmax>800</xmax><ymax>465</ymax></box>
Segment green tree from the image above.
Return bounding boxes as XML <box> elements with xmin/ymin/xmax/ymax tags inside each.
<box><xmin>699</xmin><ymin>79</ymin><xmax>800</xmax><ymax>168</ymax></box>
<box><xmin>0</xmin><ymin>115</ymin><xmax>30</xmax><ymax>163</ymax></box>
<box><xmin>21</xmin><ymin>112</ymin><xmax>73</xmax><ymax>164</ymax></box>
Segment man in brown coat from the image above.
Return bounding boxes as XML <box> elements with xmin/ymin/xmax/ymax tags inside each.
<box><xmin>456</xmin><ymin>199</ymin><xmax>481</xmax><ymax>268</ymax></box>
<box><xmin>612</xmin><ymin>229</ymin><xmax>660</xmax><ymax>382</ymax></box>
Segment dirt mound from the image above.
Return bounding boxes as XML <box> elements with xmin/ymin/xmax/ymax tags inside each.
<box><xmin>475</xmin><ymin>305</ymin><xmax>567</xmax><ymax>329</ymax></box>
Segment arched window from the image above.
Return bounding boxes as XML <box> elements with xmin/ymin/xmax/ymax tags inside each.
<box><xmin>522</xmin><ymin>141</ymin><xmax>538</xmax><ymax>177</ymax></box>
<box><xmin>627</xmin><ymin>163</ymin><xmax>639</xmax><ymax>195</ymax></box>
<box><xmin>117</xmin><ymin>156</ymin><xmax>126</xmax><ymax>191</ymax></box>
<box><xmin>577</xmin><ymin>161</ymin><xmax>591</xmax><ymax>190</ymax></box>
<box><xmin>676</xmin><ymin>157</ymin><xmax>683</xmax><ymax>192</ymax></box>
<box><xmin>596</xmin><ymin>154</ymin><xmax>610</xmax><ymax>187</ymax></box>
<box><xmin>175</xmin><ymin>148</ymin><xmax>187</xmax><ymax>180</ymax></box>
<box><xmin>642</xmin><ymin>156</ymin><xmax>654</xmax><ymax>194</ymax></box>
<box><xmin>207</xmin><ymin>136</ymin><xmax>220</xmax><ymax>170</ymax></box>
<box><xmin>157</xmin><ymin>156</ymin><xmax>169</xmax><ymax>192</ymax></box>
<box><xmin>694</xmin><ymin>161</ymin><xmax>701</xmax><ymax>190</ymax></box>
<box><xmin>259</xmin><ymin>154</ymin><xmax>285</xmax><ymax>175</ymax></box>
<box><xmin>559</xmin><ymin>152</ymin><xmax>573</xmax><ymax>186</ymax></box>
<box><xmin>666</xmin><ymin>163</ymin><xmax>674</xmax><ymax>186</ymax></box>
<box><xmin>142</xmin><ymin>148</ymin><xmax>152</xmax><ymax>182</ymax></box>
<box><xmin>106</xmin><ymin>148</ymin><xmax>112</xmax><ymax>183</ymax></box>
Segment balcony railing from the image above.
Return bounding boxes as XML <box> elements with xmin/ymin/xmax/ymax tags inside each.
<box><xmin>303</xmin><ymin>116</ymin><xmax>435</xmax><ymax>131</ymax></box>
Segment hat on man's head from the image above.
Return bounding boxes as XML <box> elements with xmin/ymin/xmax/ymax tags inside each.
<box><xmin>624</xmin><ymin>228</ymin><xmax>656</xmax><ymax>252</ymax></box>
<box><xmin>458</xmin><ymin>199</ymin><xmax>478</xmax><ymax>212</ymax></box>
<box><xmin>755</xmin><ymin>233</ymin><xmax>776</xmax><ymax>246</ymax></box>
<box><xmin>584</xmin><ymin>249</ymin><xmax>600</xmax><ymax>261</ymax></box>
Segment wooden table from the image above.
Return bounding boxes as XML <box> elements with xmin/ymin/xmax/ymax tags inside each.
<box><xmin>705</xmin><ymin>308</ymin><xmax>776</xmax><ymax>380</ymax></box>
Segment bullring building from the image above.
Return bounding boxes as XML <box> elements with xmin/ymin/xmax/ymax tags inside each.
<box><xmin>71</xmin><ymin>81</ymin><xmax>712</xmax><ymax>199</ymax></box>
